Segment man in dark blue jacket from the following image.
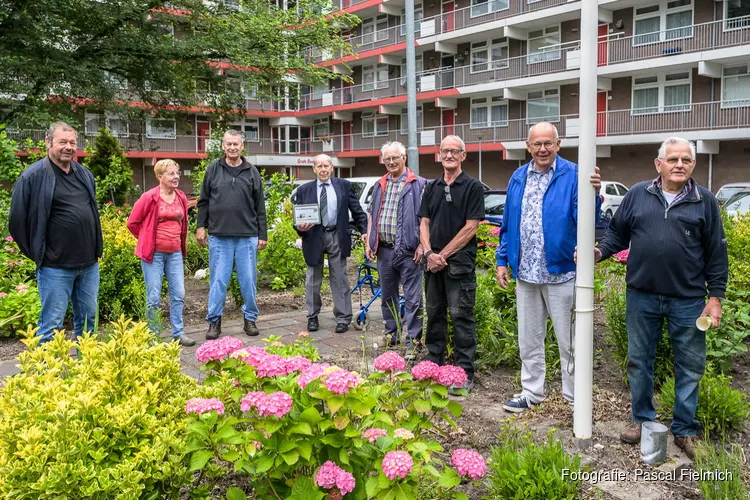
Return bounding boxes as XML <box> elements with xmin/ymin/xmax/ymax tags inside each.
<box><xmin>294</xmin><ymin>154</ymin><xmax>367</xmax><ymax>333</ymax></box>
<box><xmin>496</xmin><ymin>121</ymin><xmax>600</xmax><ymax>413</ymax></box>
<box><xmin>591</xmin><ymin>137</ymin><xmax>728</xmax><ymax>460</ymax></box>
<box><xmin>9</xmin><ymin>122</ymin><xmax>102</xmax><ymax>344</ymax></box>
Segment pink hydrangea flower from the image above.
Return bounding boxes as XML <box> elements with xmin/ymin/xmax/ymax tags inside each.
<box><xmin>315</xmin><ymin>461</ymin><xmax>356</xmax><ymax>495</ymax></box>
<box><xmin>230</xmin><ymin>346</ymin><xmax>268</xmax><ymax>367</ymax></box>
<box><xmin>240</xmin><ymin>391</ymin><xmax>266</xmax><ymax>412</ymax></box>
<box><xmin>298</xmin><ymin>331</ymin><xmax>310</xmax><ymax>337</ymax></box>
<box><xmin>297</xmin><ymin>363</ymin><xmax>330</xmax><ymax>389</ymax></box>
<box><xmin>15</xmin><ymin>284</ymin><xmax>29</xmax><ymax>294</ymax></box>
<box><xmin>362</xmin><ymin>428</ymin><xmax>388</xmax><ymax>443</ymax></box>
<box><xmin>284</xmin><ymin>356</ymin><xmax>313</xmax><ymax>373</ymax></box>
<box><xmin>241</xmin><ymin>391</ymin><xmax>293</xmax><ymax>418</ymax></box>
<box><xmin>195</xmin><ymin>336</ymin><xmax>244</xmax><ymax>363</ymax></box>
<box><xmin>451</xmin><ymin>449</ymin><xmax>487</xmax><ymax>480</ymax></box>
<box><xmin>0</xmin><ymin>292</ymin><xmax>7</xmax><ymax>298</ymax></box>
<box><xmin>4</xmin><ymin>236</ymin><xmax>13</xmax><ymax>242</ymax></box>
<box><xmin>373</xmin><ymin>351</ymin><xmax>406</xmax><ymax>373</ymax></box>
<box><xmin>322</xmin><ymin>369</ymin><xmax>363</xmax><ymax>395</ymax></box>
<box><xmin>490</xmin><ymin>226</ymin><xmax>501</xmax><ymax>237</ymax></box>
<box><xmin>254</xmin><ymin>354</ymin><xmax>290</xmax><ymax>378</ymax></box>
<box><xmin>613</xmin><ymin>249</ymin><xmax>630</xmax><ymax>263</ymax></box>
<box><xmin>436</xmin><ymin>365</ymin><xmax>468</xmax><ymax>387</ymax></box>
<box><xmin>393</xmin><ymin>428</ymin><xmax>414</xmax><ymax>440</ymax></box>
<box><xmin>411</xmin><ymin>360</ymin><xmax>440</xmax><ymax>381</ymax></box>
<box><xmin>381</xmin><ymin>451</ymin><xmax>413</xmax><ymax>480</ymax></box>
<box><xmin>185</xmin><ymin>398</ymin><xmax>225</xmax><ymax>415</ymax></box>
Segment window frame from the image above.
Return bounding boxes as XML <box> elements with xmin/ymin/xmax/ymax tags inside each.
<box><xmin>230</xmin><ymin>118</ymin><xmax>260</xmax><ymax>143</ymax></box>
<box><xmin>400</xmin><ymin>105</ymin><xmax>423</xmax><ymax>134</ymax></box>
<box><xmin>471</xmin><ymin>0</ymin><xmax>510</xmax><ymax>18</ymax></box>
<box><xmin>362</xmin><ymin>64</ymin><xmax>389</xmax><ymax>91</ymax></box>
<box><xmin>724</xmin><ymin>0</ymin><xmax>750</xmax><ymax>30</ymax></box>
<box><xmin>720</xmin><ymin>63</ymin><xmax>750</xmax><ymax>108</ymax></box>
<box><xmin>527</xmin><ymin>25</ymin><xmax>561</xmax><ymax>64</ymax></box>
<box><xmin>146</xmin><ymin>118</ymin><xmax>177</xmax><ymax>139</ymax></box>
<box><xmin>362</xmin><ymin>112</ymin><xmax>389</xmax><ymax>137</ymax></box>
<box><xmin>401</xmin><ymin>4</ymin><xmax>423</xmax><ymax>36</ymax></box>
<box><xmin>470</xmin><ymin>96</ymin><xmax>509</xmax><ymax>128</ymax></box>
<box><xmin>313</xmin><ymin>117</ymin><xmax>330</xmax><ymax>141</ymax></box>
<box><xmin>470</xmin><ymin>38</ymin><xmax>509</xmax><ymax>73</ymax></box>
<box><xmin>526</xmin><ymin>87</ymin><xmax>561</xmax><ymax>124</ymax></box>
<box><xmin>631</xmin><ymin>71</ymin><xmax>692</xmax><ymax>115</ymax></box>
<box><xmin>632</xmin><ymin>0</ymin><xmax>694</xmax><ymax>46</ymax></box>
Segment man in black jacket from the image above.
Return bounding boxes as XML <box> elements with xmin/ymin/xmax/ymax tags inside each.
<box><xmin>590</xmin><ymin>137</ymin><xmax>728</xmax><ymax>460</ymax></box>
<box><xmin>294</xmin><ymin>154</ymin><xmax>367</xmax><ymax>333</ymax></box>
<box><xmin>9</xmin><ymin>122</ymin><xmax>102</xmax><ymax>343</ymax></box>
<box><xmin>196</xmin><ymin>129</ymin><xmax>267</xmax><ymax>339</ymax></box>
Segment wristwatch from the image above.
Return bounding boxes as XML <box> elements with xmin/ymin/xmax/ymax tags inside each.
<box><xmin>424</xmin><ymin>250</ymin><xmax>434</xmax><ymax>258</ymax></box>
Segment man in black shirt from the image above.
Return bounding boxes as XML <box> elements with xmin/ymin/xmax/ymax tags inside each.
<box><xmin>9</xmin><ymin>122</ymin><xmax>102</xmax><ymax>343</ymax></box>
<box><xmin>419</xmin><ymin>135</ymin><xmax>485</xmax><ymax>393</ymax></box>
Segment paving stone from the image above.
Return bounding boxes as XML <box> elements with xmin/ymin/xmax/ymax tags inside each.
<box><xmin>0</xmin><ymin>360</ymin><xmax>20</xmax><ymax>379</ymax></box>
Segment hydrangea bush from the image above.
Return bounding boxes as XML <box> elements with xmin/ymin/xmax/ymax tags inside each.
<box><xmin>186</xmin><ymin>337</ymin><xmax>487</xmax><ymax>499</ymax></box>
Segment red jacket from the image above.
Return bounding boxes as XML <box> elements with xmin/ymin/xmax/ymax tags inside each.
<box><xmin>126</xmin><ymin>187</ymin><xmax>188</xmax><ymax>263</ymax></box>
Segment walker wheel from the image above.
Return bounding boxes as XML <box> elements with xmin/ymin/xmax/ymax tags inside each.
<box><xmin>353</xmin><ymin>311</ymin><xmax>369</xmax><ymax>330</ymax></box>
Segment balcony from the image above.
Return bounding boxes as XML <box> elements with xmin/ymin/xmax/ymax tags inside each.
<box><xmin>305</xmin><ymin>24</ymin><xmax>407</xmax><ymax>64</ymax></box>
<box><xmin>598</xmin><ymin>17</ymin><xmax>750</xmax><ymax>68</ymax></box>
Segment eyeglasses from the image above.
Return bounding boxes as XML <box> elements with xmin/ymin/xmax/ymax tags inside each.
<box><xmin>383</xmin><ymin>155</ymin><xmax>403</xmax><ymax>164</ymax></box>
<box><xmin>163</xmin><ymin>171</ymin><xmax>181</xmax><ymax>178</ymax></box>
<box><xmin>444</xmin><ymin>185</ymin><xmax>452</xmax><ymax>203</ymax></box>
<box><xmin>529</xmin><ymin>141</ymin><xmax>556</xmax><ymax>150</ymax></box>
<box><xmin>440</xmin><ymin>148</ymin><xmax>464</xmax><ymax>157</ymax></box>
<box><xmin>662</xmin><ymin>156</ymin><xmax>695</xmax><ymax>166</ymax></box>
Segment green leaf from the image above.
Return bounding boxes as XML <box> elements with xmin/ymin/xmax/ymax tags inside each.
<box><xmin>282</xmin><ymin>449</ymin><xmax>300</xmax><ymax>466</ymax></box>
<box><xmin>339</xmin><ymin>447</ymin><xmax>350</xmax><ymax>464</ymax></box>
<box><xmin>446</xmin><ymin>401</ymin><xmax>463</xmax><ymax>417</ymax></box>
<box><xmin>289</xmin><ymin>422</ymin><xmax>313</xmax><ymax>435</ymax></box>
<box><xmin>187</xmin><ymin>421</ymin><xmax>210</xmax><ymax>439</ymax></box>
<box><xmin>430</xmin><ymin>391</ymin><xmax>449</xmax><ymax>408</ymax></box>
<box><xmin>414</xmin><ymin>399</ymin><xmax>431</xmax><ymax>413</ymax></box>
<box><xmin>327</xmin><ymin>395</ymin><xmax>345</xmax><ymax>414</ymax></box>
<box><xmin>291</xmin><ymin>476</ymin><xmax>318</xmax><ymax>495</ymax></box>
<box><xmin>366</xmin><ymin>476</ymin><xmax>382</xmax><ymax>497</ymax></box>
<box><xmin>298</xmin><ymin>441</ymin><xmax>313</xmax><ymax>461</ymax></box>
<box><xmin>189</xmin><ymin>450</ymin><xmax>213</xmax><ymax>471</ymax></box>
<box><xmin>300</xmin><ymin>407</ymin><xmax>324</xmax><ymax>425</ymax></box>
<box><xmin>279</xmin><ymin>438</ymin><xmax>297</xmax><ymax>453</ymax></box>
<box><xmin>220</xmin><ymin>450</ymin><xmax>240</xmax><ymax>462</ymax></box>
<box><xmin>214</xmin><ymin>424</ymin><xmax>236</xmax><ymax>440</ymax></box>
<box><xmin>438</xmin><ymin>467</ymin><xmax>462</xmax><ymax>488</ymax></box>
<box><xmin>453</xmin><ymin>492</ymin><xmax>469</xmax><ymax>500</ymax></box>
<box><xmin>256</xmin><ymin>455</ymin><xmax>275</xmax><ymax>473</ymax></box>
<box><xmin>225</xmin><ymin>487</ymin><xmax>247</xmax><ymax>500</ymax></box>
<box><xmin>373</xmin><ymin>411</ymin><xmax>394</xmax><ymax>426</ymax></box>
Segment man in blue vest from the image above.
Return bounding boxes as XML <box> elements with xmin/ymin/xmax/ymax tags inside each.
<box><xmin>496</xmin><ymin>121</ymin><xmax>600</xmax><ymax>413</ymax></box>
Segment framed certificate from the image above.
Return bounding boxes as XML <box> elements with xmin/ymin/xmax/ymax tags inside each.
<box><xmin>294</xmin><ymin>204</ymin><xmax>321</xmax><ymax>225</ymax></box>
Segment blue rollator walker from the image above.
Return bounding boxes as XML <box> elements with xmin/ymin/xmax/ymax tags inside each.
<box><xmin>350</xmin><ymin>257</ymin><xmax>406</xmax><ymax>331</ymax></box>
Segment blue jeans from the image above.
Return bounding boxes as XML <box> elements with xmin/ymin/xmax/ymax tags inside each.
<box><xmin>207</xmin><ymin>235</ymin><xmax>259</xmax><ymax>323</ymax></box>
<box><xmin>36</xmin><ymin>263</ymin><xmax>100</xmax><ymax>343</ymax></box>
<box><xmin>626</xmin><ymin>288</ymin><xmax>706</xmax><ymax>437</ymax></box>
<box><xmin>141</xmin><ymin>251</ymin><xmax>184</xmax><ymax>338</ymax></box>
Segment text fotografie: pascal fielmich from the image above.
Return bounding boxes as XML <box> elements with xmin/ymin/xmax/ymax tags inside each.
<box><xmin>561</xmin><ymin>469</ymin><xmax>735</xmax><ymax>484</ymax></box>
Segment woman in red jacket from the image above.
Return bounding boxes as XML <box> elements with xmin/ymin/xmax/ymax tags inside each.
<box><xmin>127</xmin><ymin>159</ymin><xmax>195</xmax><ymax>346</ymax></box>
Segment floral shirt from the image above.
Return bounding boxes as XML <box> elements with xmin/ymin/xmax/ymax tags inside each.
<box><xmin>518</xmin><ymin>159</ymin><xmax>575</xmax><ymax>284</ymax></box>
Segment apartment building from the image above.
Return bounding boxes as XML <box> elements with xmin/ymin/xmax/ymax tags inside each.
<box><xmin>9</xmin><ymin>0</ymin><xmax>750</xmax><ymax>192</ymax></box>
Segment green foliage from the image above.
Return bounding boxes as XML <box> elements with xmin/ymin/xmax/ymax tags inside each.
<box><xmin>185</xmin><ymin>220</ymin><xmax>210</xmax><ymax>276</ymax></box>
<box><xmin>263</xmin><ymin>170</ymin><xmax>295</xmax><ymax>228</ymax></box>
<box><xmin>706</xmin><ymin>294</ymin><xmax>750</xmax><ymax>374</ymax></box>
<box><xmin>0</xmin><ymin>237</ymin><xmax>40</xmax><ymax>336</ymax></box>
<box><xmin>98</xmin><ymin>204</ymin><xmax>146</xmax><ymax>320</ymax></box>
<box><xmin>723</xmin><ymin>212</ymin><xmax>750</xmax><ymax>295</ymax></box>
<box><xmin>83</xmin><ymin>128</ymin><xmax>135</xmax><ymax>205</ymax></box>
<box><xmin>0</xmin><ymin>319</ymin><xmax>198</xmax><ymax>498</ymax></box>
<box><xmin>694</xmin><ymin>442</ymin><xmax>750</xmax><ymax>500</ymax></box>
<box><xmin>475</xmin><ymin>223</ymin><xmax>499</xmax><ymax>269</ymax></box>
<box><xmin>263</xmin><ymin>333</ymin><xmax>319</xmax><ymax>361</ymax></box>
<box><xmin>484</xmin><ymin>425</ymin><xmax>583</xmax><ymax>500</ymax></box>
<box><xmin>657</xmin><ymin>373</ymin><xmax>749</xmax><ymax>436</ymax></box>
<box><xmin>258</xmin><ymin>200</ymin><xmax>307</xmax><ymax>290</ymax></box>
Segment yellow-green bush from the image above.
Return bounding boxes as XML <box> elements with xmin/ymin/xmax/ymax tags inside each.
<box><xmin>0</xmin><ymin>319</ymin><xmax>197</xmax><ymax>499</ymax></box>
<box><xmin>724</xmin><ymin>212</ymin><xmax>750</xmax><ymax>295</ymax></box>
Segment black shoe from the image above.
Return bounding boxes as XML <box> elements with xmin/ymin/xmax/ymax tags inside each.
<box><xmin>307</xmin><ymin>317</ymin><xmax>319</xmax><ymax>332</ymax></box>
<box><xmin>173</xmin><ymin>335</ymin><xmax>196</xmax><ymax>347</ymax></box>
<box><xmin>335</xmin><ymin>323</ymin><xmax>349</xmax><ymax>334</ymax></box>
<box><xmin>206</xmin><ymin>318</ymin><xmax>222</xmax><ymax>340</ymax></box>
<box><xmin>244</xmin><ymin>319</ymin><xmax>260</xmax><ymax>337</ymax></box>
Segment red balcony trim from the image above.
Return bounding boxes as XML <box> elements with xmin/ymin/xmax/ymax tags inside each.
<box><xmin>294</xmin><ymin>88</ymin><xmax>461</xmax><ymax>116</ymax></box>
<box><xmin>320</xmin><ymin>43</ymin><xmax>407</xmax><ymax>67</ymax></box>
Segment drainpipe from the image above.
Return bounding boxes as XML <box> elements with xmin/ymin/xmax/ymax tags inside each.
<box><xmin>708</xmin><ymin>153</ymin><xmax>713</xmax><ymax>192</ymax></box>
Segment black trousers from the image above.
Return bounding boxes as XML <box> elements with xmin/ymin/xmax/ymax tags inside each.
<box><xmin>424</xmin><ymin>265</ymin><xmax>477</xmax><ymax>380</ymax></box>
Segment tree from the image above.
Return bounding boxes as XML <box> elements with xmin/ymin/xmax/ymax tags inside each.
<box><xmin>84</xmin><ymin>128</ymin><xmax>135</xmax><ymax>205</ymax></box>
<box><xmin>0</xmin><ymin>0</ymin><xmax>357</xmax><ymax>126</ymax></box>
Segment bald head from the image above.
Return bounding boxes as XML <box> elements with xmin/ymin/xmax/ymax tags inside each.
<box><xmin>526</xmin><ymin>121</ymin><xmax>561</xmax><ymax>171</ymax></box>
<box><xmin>527</xmin><ymin>121</ymin><xmax>559</xmax><ymax>142</ymax></box>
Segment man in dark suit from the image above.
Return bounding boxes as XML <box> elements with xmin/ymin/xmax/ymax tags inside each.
<box><xmin>295</xmin><ymin>154</ymin><xmax>367</xmax><ymax>333</ymax></box>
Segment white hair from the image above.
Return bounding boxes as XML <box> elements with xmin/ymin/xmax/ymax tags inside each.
<box><xmin>440</xmin><ymin>135</ymin><xmax>465</xmax><ymax>150</ymax></box>
<box><xmin>658</xmin><ymin>137</ymin><xmax>696</xmax><ymax>160</ymax></box>
<box><xmin>380</xmin><ymin>141</ymin><xmax>406</xmax><ymax>157</ymax></box>
<box><xmin>527</xmin><ymin>121</ymin><xmax>559</xmax><ymax>141</ymax></box>
<box><xmin>313</xmin><ymin>154</ymin><xmax>332</xmax><ymax>166</ymax></box>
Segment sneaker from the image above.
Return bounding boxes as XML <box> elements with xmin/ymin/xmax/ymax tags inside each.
<box><xmin>502</xmin><ymin>395</ymin><xmax>537</xmax><ymax>413</ymax></box>
<box><xmin>674</xmin><ymin>435</ymin><xmax>698</xmax><ymax>460</ymax></box>
<box><xmin>449</xmin><ymin>379</ymin><xmax>474</xmax><ymax>396</ymax></box>
<box><xmin>620</xmin><ymin>422</ymin><xmax>642</xmax><ymax>444</ymax></box>
<box><xmin>173</xmin><ymin>335</ymin><xmax>196</xmax><ymax>347</ymax></box>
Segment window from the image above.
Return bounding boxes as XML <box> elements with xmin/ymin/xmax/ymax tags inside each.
<box><xmin>313</xmin><ymin>117</ymin><xmax>330</xmax><ymax>140</ymax></box>
<box><xmin>85</xmin><ymin>112</ymin><xmax>128</xmax><ymax>137</ymax></box>
<box><xmin>230</xmin><ymin>119</ymin><xmax>259</xmax><ymax>142</ymax></box>
<box><xmin>400</xmin><ymin>56</ymin><xmax>424</xmax><ymax>85</ymax></box>
<box><xmin>725</xmin><ymin>0</ymin><xmax>750</xmax><ymax>30</ymax></box>
<box><xmin>361</xmin><ymin>15</ymin><xmax>388</xmax><ymax>45</ymax></box>
<box><xmin>617</xmin><ymin>184</ymin><xmax>629</xmax><ymax>195</ymax></box>
<box><xmin>363</xmin><ymin>64</ymin><xmax>389</xmax><ymax>91</ymax></box>
<box><xmin>526</xmin><ymin>88</ymin><xmax>560</xmax><ymax>123</ymax></box>
<box><xmin>401</xmin><ymin>4</ymin><xmax>423</xmax><ymax>35</ymax></box>
<box><xmin>272</xmin><ymin>125</ymin><xmax>310</xmax><ymax>154</ymax></box>
<box><xmin>633</xmin><ymin>0</ymin><xmax>693</xmax><ymax>45</ymax></box>
<box><xmin>85</xmin><ymin>113</ymin><xmax>102</xmax><ymax>135</ymax></box>
<box><xmin>632</xmin><ymin>72</ymin><xmax>691</xmax><ymax>114</ymax></box>
<box><xmin>722</xmin><ymin>63</ymin><xmax>750</xmax><ymax>107</ymax></box>
<box><xmin>527</xmin><ymin>26</ymin><xmax>561</xmax><ymax>64</ymax></box>
<box><xmin>362</xmin><ymin>113</ymin><xmax>389</xmax><ymax>137</ymax></box>
<box><xmin>471</xmin><ymin>0</ymin><xmax>509</xmax><ymax>17</ymax></box>
<box><xmin>471</xmin><ymin>38</ymin><xmax>508</xmax><ymax>73</ymax></box>
<box><xmin>104</xmin><ymin>71</ymin><xmax>128</xmax><ymax>90</ymax></box>
<box><xmin>312</xmin><ymin>81</ymin><xmax>329</xmax><ymax>100</ymax></box>
<box><xmin>400</xmin><ymin>106</ymin><xmax>423</xmax><ymax>133</ymax></box>
<box><xmin>146</xmin><ymin>118</ymin><xmax>177</xmax><ymax>139</ymax></box>
<box><xmin>471</xmin><ymin>97</ymin><xmax>508</xmax><ymax>128</ymax></box>
<box><xmin>244</xmin><ymin>82</ymin><xmax>258</xmax><ymax>100</ymax></box>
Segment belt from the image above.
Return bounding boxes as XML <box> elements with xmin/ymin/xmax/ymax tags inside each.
<box><xmin>324</xmin><ymin>226</ymin><xmax>337</xmax><ymax>232</ymax></box>
<box><xmin>379</xmin><ymin>241</ymin><xmax>394</xmax><ymax>248</ymax></box>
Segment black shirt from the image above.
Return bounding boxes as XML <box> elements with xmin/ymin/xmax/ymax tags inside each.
<box><xmin>419</xmin><ymin>171</ymin><xmax>485</xmax><ymax>270</ymax></box>
<box><xmin>43</xmin><ymin>161</ymin><xmax>99</xmax><ymax>268</ymax></box>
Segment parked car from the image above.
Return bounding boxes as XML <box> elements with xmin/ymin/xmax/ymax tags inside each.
<box><xmin>483</xmin><ymin>190</ymin><xmax>507</xmax><ymax>226</ymax></box>
<box><xmin>716</xmin><ymin>182</ymin><xmax>750</xmax><ymax>206</ymax></box>
<box><xmin>724</xmin><ymin>190</ymin><xmax>750</xmax><ymax>217</ymax></box>
<box><xmin>601</xmin><ymin>181</ymin><xmax>629</xmax><ymax>217</ymax></box>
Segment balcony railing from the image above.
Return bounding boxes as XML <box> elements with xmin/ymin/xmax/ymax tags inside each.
<box><xmin>9</xmin><ymin>102</ymin><xmax>749</xmax><ymax>157</ymax></box>
<box><xmin>599</xmin><ymin>17</ymin><xmax>750</xmax><ymax>66</ymax></box>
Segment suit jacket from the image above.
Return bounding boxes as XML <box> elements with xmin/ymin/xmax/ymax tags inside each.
<box><xmin>294</xmin><ymin>177</ymin><xmax>367</xmax><ymax>266</ymax></box>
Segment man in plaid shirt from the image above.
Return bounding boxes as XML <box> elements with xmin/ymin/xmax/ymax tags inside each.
<box><xmin>365</xmin><ymin>141</ymin><xmax>426</xmax><ymax>358</ymax></box>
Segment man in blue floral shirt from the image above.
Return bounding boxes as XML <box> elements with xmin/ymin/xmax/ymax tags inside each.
<box><xmin>496</xmin><ymin>122</ymin><xmax>601</xmax><ymax>413</ymax></box>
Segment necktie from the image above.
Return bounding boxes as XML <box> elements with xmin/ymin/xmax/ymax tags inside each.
<box><xmin>320</xmin><ymin>183</ymin><xmax>329</xmax><ymax>226</ymax></box>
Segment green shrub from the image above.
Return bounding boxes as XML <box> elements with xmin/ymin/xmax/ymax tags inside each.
<box><xmin>706</xmin><ymin>295</ymin><xmax>750</xmax><ymax>374</ymax></box>
<box><xmin>0</xmin><ymin>319</ymin><xmax>197</xmax><ymax>498</ymax></box>
<box><xmin>695</xmin><ymin>442</ymin><xmax>749</xmax><ymax>500</ymax></box>
<box><xmin>83</xmin><ymin>128</ymin><xmax>135</xmax><ymax>206</ymax></box>
<box><xmin>484</xmin><ymin>425</ymin><xmax>583</xmax><ymax>500</ymax></box>
<box><xmin>724</xmin><ymin>212</ymin><xmax>750</xmax><ymax>295</ymax></box>
<box><xmin>657</xmin><ymin>373</ymin><xmax>750</xmax><ymax>436</ymax></box>
<box><xmin>258</xmin><ymin>200</ymin><xmax>307</xmax><ymax>290</ymax></box>
<box><xmin>0</xmin><ymin>237</ymin><xmax>41</xmax><ymax>336</ymax></box>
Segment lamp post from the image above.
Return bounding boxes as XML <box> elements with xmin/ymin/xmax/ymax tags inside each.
<box><xmin>474</xmin><ymin>131</ymin><xmax>486</xmax><ymax>182</ymax></box>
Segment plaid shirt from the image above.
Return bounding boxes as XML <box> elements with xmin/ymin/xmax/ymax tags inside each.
<box><xmin>654</xmin><ymin>176</ymin><xmax>693</xmax><ymax>206</ymax></box>
<box><xmin>377</xmin><ymin>172</ymin><xmax>406</xmax><ymax>244</ymax></box>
